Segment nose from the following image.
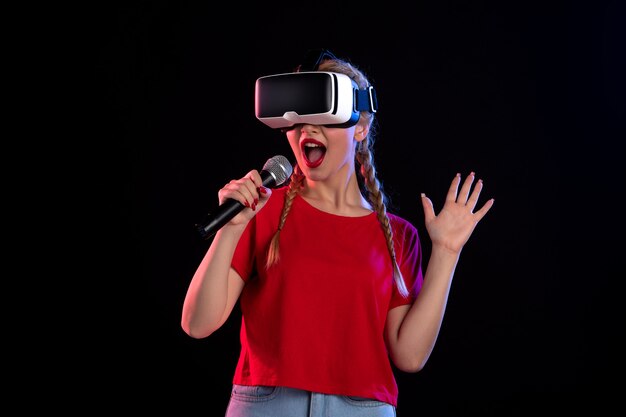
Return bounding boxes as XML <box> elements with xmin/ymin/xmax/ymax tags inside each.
<box><xmin>300</xmin><ymin>124</ymin><xmax>320</xmax><ymax>134</ymax></box>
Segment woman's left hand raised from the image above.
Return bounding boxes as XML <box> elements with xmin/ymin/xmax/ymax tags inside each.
<box><xmin>421</xmin><ymin>172</ymin><xmax>494</xmax><ymax>255</ymax></box>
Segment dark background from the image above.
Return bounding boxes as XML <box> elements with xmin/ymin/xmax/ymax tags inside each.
<box><xmin>90</xmin><ymin>1</ymin><xmax>625</xmax><ymax>415</ymax></box>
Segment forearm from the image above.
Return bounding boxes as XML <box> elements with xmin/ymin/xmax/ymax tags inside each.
<box><xmin>395</xmin><ymin>245</ymin><xmax>461</xmax><ymax>371</ymax></box>
<box><xmin>181</xmin><ymin>224</ymin><xmax>246</xmax><ymax>338</ymax></box>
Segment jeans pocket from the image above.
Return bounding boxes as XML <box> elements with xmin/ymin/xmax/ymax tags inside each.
<box><xmin>343</xmin><ymin>395</ymin><xmax>389</xmax><ymax>407</ymax></box>
<box><xmin>231</xmin><ymin>384</ymin><xmax>278</xmax><ymax>402</ymax></box>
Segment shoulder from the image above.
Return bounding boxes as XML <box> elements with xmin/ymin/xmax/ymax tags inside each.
<box><xmin>387</xmin><ymin>212</ymin><xmax>417</xmax><ymax>234</ymax></box>
<box><xmin>387</xmin><ymin>212</ymin><xmax>420</xmax><ymax>246</ymax></box>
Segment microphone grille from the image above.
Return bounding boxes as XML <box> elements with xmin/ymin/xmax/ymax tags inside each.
<box><xmin>263</xmin><ymin>155</ymin><xmax>293</xmax><ymax>186</ymax></box>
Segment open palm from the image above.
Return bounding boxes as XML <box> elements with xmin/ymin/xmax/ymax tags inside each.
<box><xmin>421</xmin><ymin>172</ymin><xmax>494</xmax><ymax>254</ymax></box>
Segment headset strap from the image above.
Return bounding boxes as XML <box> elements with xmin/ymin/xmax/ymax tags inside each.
<box><xmin>296</xmin><ymin>48</ymin><xmax>338</xmax><ymax>72</ymax></box>
<box><xmin>355</xmin><ymin>87</ymin><xmax>378</xmax><ymax>113</ymax></box>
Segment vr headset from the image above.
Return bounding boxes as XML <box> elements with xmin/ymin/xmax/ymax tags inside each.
<box><xmin>255</xmin><ymin>71</ymin><xmax>378</xmax><ymax>130</ymax></box>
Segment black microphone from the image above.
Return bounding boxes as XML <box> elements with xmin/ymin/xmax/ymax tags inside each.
<box><xmin>196</xmin><ymin>155</ymin><xmax>293</xmax><ymax>239</ymax></box>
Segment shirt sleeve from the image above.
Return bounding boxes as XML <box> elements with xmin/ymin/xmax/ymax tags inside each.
<box><xmin>230</xmin><ymin>187</ymin><xmax>285</xmax><ymax>282</ymax></box>
<box><xmin>388</xmin><ymin>217</ymin><xmax>424</xmax><ymax>310</ymax></box>
<box><xmin>231</xmin><ymin>218</ymin><xmax>257</xmax><ymax>282</ymax></box>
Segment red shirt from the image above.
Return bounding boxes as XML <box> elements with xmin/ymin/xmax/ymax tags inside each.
<box><xmin>231</xmin><ymin>186</ymin><xmax>424</xmax><ymax>406</ymax></box>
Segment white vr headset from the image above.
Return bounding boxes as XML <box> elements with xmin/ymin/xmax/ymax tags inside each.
<box><xmin>255</xmin><ymin>71</ymin><xmax>378</xmax><ymax>130</ymax></box>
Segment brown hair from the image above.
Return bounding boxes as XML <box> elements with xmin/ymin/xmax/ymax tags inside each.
<box><xmin>265</xmin><ymin>57</ymin><xmax>410</xmax><ymax>298</ymax></box>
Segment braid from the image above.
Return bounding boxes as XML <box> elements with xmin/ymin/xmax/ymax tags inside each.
<box><xmin>357</xmin><ymin>139</ymin><xmax>410</xmax><ymax>298</ymax></box>
<box><xmin>265</xmin><ymin>165</ymin><xmax>306</xmax><ymax>268</ymax></box>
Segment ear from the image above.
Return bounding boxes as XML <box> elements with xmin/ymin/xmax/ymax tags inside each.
<box><xmin>354</xmin><ymin>123</ymin><xmax>369</xmax><ymax>142</ymax></box>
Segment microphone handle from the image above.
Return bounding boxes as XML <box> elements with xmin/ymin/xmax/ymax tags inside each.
<box><xmin>197</xmin><ymin>199</ymin><xmax>245</xmax><ymax>240</ymax></box>
<box><xmin>196</xmin><ymin>170</ymin><xmax>278</xmax><ymax>240</ymax></box>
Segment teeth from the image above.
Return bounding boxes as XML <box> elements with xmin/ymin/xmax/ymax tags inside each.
<box><xmin>304</xmin><ymin>143</ymin><xmax>322</xmax><ymax>148</ymax></box>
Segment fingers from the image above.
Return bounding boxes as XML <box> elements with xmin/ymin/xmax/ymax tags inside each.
<box><xmin>445</xmin><ymin>173</ymin><xmax>462</xmax><ymax>204</ymax></box>
<box><xmin>421</xmin><ymin>193</ymin><xmax>436</xmax><ymax>223</ymax></box>
<box><xmin>435</xmin><ymin>171</ymin><xmax>494</xmax><ymax>214</ymax></box>
<box><xmin>457</xmin><ymin>171</ymin><xmax>494</xmax><ymax>221</ymax></box>
<box><xmin>219</xmin><ymin>170</ymin><xmax>266</xmax><ymax>210</ymax></box>
<box><xmin>447</xmin><ymin>172</ymin><xmax>486</xmax><ymax>209</ymax></box>
<box><xmin>465</xmin><ymin>177</ymin><xmax>483</xmax><ymax>211</ymax></box>
<box><xmin>473</xmin><ymin>197</ymin><xmax>495</xmax><ymax>222</ymax></box>
<box><xmin>221</xmin><ymin>180</ymin><xmax>255</xmax><ymax>209</ymax></box>
<box><xmin>457</xmin><ymin>172</ymin><xmax>475</xmax><ymax>204</ymax></box>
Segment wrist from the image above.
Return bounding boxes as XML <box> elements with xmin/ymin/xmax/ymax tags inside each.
<box><xmin>430</xmin><ymin>243</ymin><xmax>462</xmax><ymax>259</ymax></box>
<box><xmin>216</xmin><ymin>223</ymin><xmax>247</xmax><ymax>239</ymax></box>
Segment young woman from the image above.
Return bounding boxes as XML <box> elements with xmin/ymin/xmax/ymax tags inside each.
<box><xmin>181</xmin><ymin>50</ymin><xmax>494</xmax><ymax>417</ymax></box>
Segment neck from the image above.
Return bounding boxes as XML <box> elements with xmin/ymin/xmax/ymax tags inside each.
<box><xmin>301</xmin><ymin>169</ymin><xmax>372</xmax><ymax>216</ymax></box>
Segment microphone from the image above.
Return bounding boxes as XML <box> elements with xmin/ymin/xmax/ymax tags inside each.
<box><xmin>196</xmin><ymin>155</ymin><xmax>293</xmax><ymax>239</ymax></box>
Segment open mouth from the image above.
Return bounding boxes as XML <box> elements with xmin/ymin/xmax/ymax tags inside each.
<box><xmin>301</xmin><ymin>139</ymin><xmax>326</xmax><ymax>168</ymax></box>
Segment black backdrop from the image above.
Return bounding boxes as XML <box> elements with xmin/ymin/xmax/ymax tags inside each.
<box><xmin>91</xmin><ymin>1</ymin><xmax>625</xmax><ymax>415</ymax></box>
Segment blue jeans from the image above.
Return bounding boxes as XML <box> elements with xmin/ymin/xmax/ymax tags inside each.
<box><xmin>225</xmin><ymin>385</ymin><xmax>396</xmax><ymax>417</ymax></box>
